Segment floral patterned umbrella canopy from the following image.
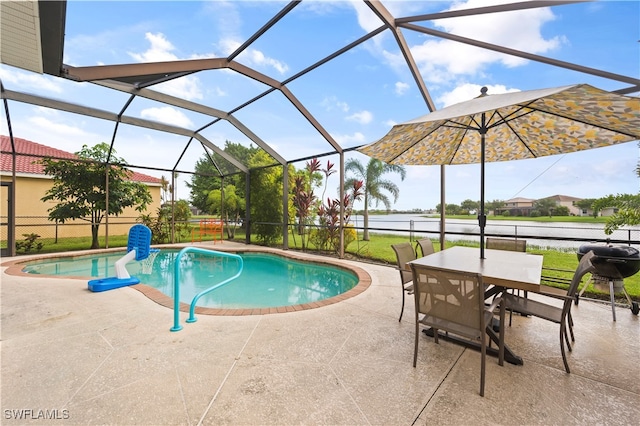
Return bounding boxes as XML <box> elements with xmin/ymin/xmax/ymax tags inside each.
<box><xmin>358</xmin><ymin>84</ymin><xmax>640</xmax><ymax>258</ymax></box>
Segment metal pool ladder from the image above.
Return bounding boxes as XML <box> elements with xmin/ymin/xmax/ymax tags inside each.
<box><xmin>171</xmin><ymin>247</ymin><xmax>244</xmax><ymax>332</ymax></box>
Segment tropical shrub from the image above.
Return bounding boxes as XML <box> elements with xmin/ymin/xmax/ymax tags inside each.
<box><xmin>16</xmin><ymin>233</ymin><xmax>43</xmax><ymax>254</ymax></box>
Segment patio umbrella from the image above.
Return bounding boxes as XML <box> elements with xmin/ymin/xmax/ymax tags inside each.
<box><xmin>358</xmin><ymin>84</ymin><xmax>640</xmax><ymax>258</ymax></box>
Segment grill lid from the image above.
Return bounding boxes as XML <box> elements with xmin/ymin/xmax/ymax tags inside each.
<box><xmin>577</xmin><ymin>243</ymin><xmax>640</xmax><ymax>279</ymax></box>
<box><xmin>577</xmin><ymin>243</ymin><xmax>640</xmax><ymax>259</ymax></box>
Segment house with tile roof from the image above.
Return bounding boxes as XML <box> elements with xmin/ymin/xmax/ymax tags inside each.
<box><xmin>1</xmin><ymin>136</ymin><xmax>162</xmax><ymax>244</ymax></box>
<box><xmin>497</xmin><ymin>197</ymin><xmax>536</xmax><ymax>216</ymax></box>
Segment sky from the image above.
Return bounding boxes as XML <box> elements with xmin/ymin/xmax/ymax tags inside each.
<box><xmin>1</xmin><ymin>0</ymin><xmax>639</xmax><ymax>211</ymax></box>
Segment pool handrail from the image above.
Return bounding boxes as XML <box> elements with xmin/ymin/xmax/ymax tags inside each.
<box><xmin>171</xmin><ymin>247</ymin><xmax>243</xmax><ymax>332</ymax></box>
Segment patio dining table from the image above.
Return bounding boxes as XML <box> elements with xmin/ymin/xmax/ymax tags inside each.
<box><xmin>408</xmin><ymin>246</ymin><xmax>544</xmax><ymax>365</ymax></box>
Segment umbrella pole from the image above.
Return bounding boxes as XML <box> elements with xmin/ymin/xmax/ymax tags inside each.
<box><xmin>440</xmin><ymin>165</ymin><xmax>446</xmax><ymax>250</ymax></box>
<box><xmin>479</xmin><ymin>114</ymin><xmax>486</xmax><ymax>259</ymax></box>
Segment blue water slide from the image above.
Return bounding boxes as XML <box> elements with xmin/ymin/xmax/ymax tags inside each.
<box><xmin>88</xmin><ymin>224</ymin><xmax>153</xmax><ymax>292</ymax></box>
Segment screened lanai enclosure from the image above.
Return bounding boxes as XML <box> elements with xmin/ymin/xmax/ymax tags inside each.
<box><xmin>1</xmin><ymin>0</ymin><xmax>639</xmax><ymax>257</ymax></box>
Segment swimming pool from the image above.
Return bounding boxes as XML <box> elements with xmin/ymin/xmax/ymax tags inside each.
<box><xmin>19</xmin><ymin>249</ymin><xmax>364</xmax><ymax>311</ymax></box>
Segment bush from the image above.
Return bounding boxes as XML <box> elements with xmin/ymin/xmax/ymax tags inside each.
<box><xmin>502</xmin><ymin>210</ymin><xmax>511</xmax><ymax>217</ymax></box>
<box><xmin>16</xmin><ymin>233</ymin><xmax>44</xmax><ymax>254</ymax></box>
<box><xmin>139</xmin><ymin>201</ymin><xmax>191</xmax><ymax>244</ymax></box>
<box><xmin>343</xmin><ymin>225</ymin><xmax>357</xmax><ymax>250</ymax></box>
<box><xmin>309</xmin><ymin>227</ymin><xmax>329</xmax><ymax>251</ymax></box>
<box><xmin>307</xmin><ymin>224</ymin><xmax>357</xmax><ymax>253</ymax></box>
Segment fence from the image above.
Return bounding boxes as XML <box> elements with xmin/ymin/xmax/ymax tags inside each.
<box><xmin>3</xmin><ymin>215</ymin><xmax>141</xmax><ymax>243</ymax></box>
<box><xmin>2</xmin><ymin>216</ymin><xmax>224</xmax><ymax>254</ymax></box>
<box><xmin>5</xmin><ymin>215</ymin><xmax>640</xmax><ymax>255</ymax></box>
<box><xmin>349</xmin><ymin>216</ymin><xmax>640</xmax><ymax>250</ymax></box>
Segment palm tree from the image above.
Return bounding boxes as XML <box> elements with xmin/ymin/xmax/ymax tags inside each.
<box><xmin>160</xmin><ymin>175</ymin><xmax>170</xmax><ymax>204</ymax></box>
<box><xmin>345</xmin><ymin>158</ymin><xmax>406</xmax><ymax>241</ymax></box>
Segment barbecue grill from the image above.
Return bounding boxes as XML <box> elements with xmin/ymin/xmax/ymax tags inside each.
<box><xmin>576</xmin><ymin>243</ymin><xmax>640</xmax><ymax>320</ymax></box>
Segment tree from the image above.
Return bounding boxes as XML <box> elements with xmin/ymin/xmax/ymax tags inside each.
<box><xmin>344</xmin><ymin>158</ymin><xmax>406</xmax><ymax>241</ymax></box>
<box><xmin>139</xmin><ymin>199</ymin><xmax>191</xmax><ymax>244</ymax></box>
<box><xmin>486</xmin><ymin>199</ymin><xmax>505</xmax><ymax>216</ymax></box>
<box><xmin>534</xmin><ymin>198</ymin><xmax>557</xmax><ymax>217</ymax></box>
<box><xmin>445</xmin><ymin>203</ymin><xmax>461</xmax><ymax>215</ymax></box>
<box><xmin>206</xmin><ymin>184</ymin><xmax>245</xmax><ymax>238</ymax></box>
<box><xmin>188</xmin><ymin>155</ymin><xmax>219</xmax><ymax>213</ymax></box>
<box><xmin>169</xmin><ymin>171</ymin><xmax>180</xmax><ymax>200</ymax></box>
<box><xmin>316</xmin><ymin>179</ymin><xmax>363</xmax><ymax>253</ymax></box>
<box><xmin>40</xmin><ymin>143</ymin><xmax>152</xmax><ymax>249</ymax></box>
<box><xmin>159</xmin><ymin>175</ymin><xmax>170</xmax><ymax>204</ymax></box>
<box><xmin>575</xmin><ymin>198</ymin><xmax>597</xmax><ymax>216</ymax></box>
<box><xmin>435</xmin><ymin>203</ymin><xmax>462</xmax><ymax>215</ymax></box>
<box><xmin>291</xmin><ymin>158</ymin><xmax>330</xmax><ymax>249</ymax></box>
<box><xmin>187</xmin><ymin>141</ymin><xmax>257</xmax><ymax>213</ymax></box>
<box><xmin>460</xmin><ymin>199</ymin><xmax>479</xmax><ymax>213</ymax></box>
<box><xmin>594</xmin><ymin>194</ymin><xmax>640</xmax><ymax>234</ymax></box>
<box><xmin>249</xmin><ymin>150</ymin><xmax>284</xmax><ymax>245</ymax></box>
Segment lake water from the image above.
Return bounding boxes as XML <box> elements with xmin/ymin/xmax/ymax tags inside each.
<box><xmin>350</xmin><ymin>214</ymin><xmax>640</xmax><ymax>250</ymax></box>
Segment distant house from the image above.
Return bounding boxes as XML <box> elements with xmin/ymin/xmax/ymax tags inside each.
<box><xmin>1</xmin><ymin>136</ymin><xmax>162</xmax><ymax>241</ymax></box>
<box><xmin>542</xmin><ymin>194</ymin><xmax>583</xmax><ymax>216</ymax></box>
<box><xmin>498</xmin><ymin>197</ymin><xmax>535</xmax><ymax>216</ymax></box>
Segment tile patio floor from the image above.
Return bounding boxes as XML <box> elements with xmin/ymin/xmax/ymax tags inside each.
<box><xmin>2</xmin><ymin>242</ymin><xmax>639</xmax><ymax>425</ymax></box>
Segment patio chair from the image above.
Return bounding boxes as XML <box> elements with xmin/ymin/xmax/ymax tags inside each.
<box><xmin>410</xmin><ymin>263</ymin><xmax>505</xmax><ymax>397</ymax></box>
<box><xmin>486</xmin><ymin>237</ymin><xmax>575</xmax><ymax>345</ymax></box>
<box><xmin>485</xmin><ymin>238</ymin><xmax>574</xmax><ymax>293</ymax></box>
<box><xmin>415</xmin><ymin>238</ymin><xmax>435</xmax><ymax>257</ymax></box>
<box><xmin>391</xmin><ymin>242</ymin><xmax>417</xmax><ymax>322</ymax></box>
<box><xmin>485</xmin><ymin>237</ymin><xmax>530</xmax><ymax>303</ymax></box>
<box><xmin>502</xmin><ymin>250</ymin><xmax>596</xmax><ymax>374</ymax></box>
<box><xmin>485</xmin><ymin>237</ymin><xmax>526</xmax><ymax>252</ymax></box>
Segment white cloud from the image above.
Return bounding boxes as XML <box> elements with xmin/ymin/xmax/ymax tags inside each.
<box><xmin>155</xmin><ymin>78</ymin><xmax>204</xmax><ymax>101</ymax></box>
<box><xmin>406</xmin><ymin>166</ymin><xmax>437</xmax><ymax>181</ymax></box>
<box><xmin>140</xmin><ymin>107</ymin><xmax>194</xmax><ymax>128</ymax></box>
<box><xmin>443</xmin><ymin>0</ymin><xmax>562</xmax><ymax>52</ymax></box>
<box><xmin>346</xmin><ymin>110</ymin><xmax>373</xmax><ymax>125</ymax></box>
<box><xmin>378</xmin><ymin>0</ymin><xmax>564</xmax><ymax>85</ymax></box>
<box><xmin>246</xmin><ymin>49</ymin><xmax>288</xmax><ymax>74</ymax></box>
<box><xmin>128</xmin><ymin>33</ymin><xmax>177</xmax><ymax>62</ymax></box>
<box><xmin>34</xmin><ymin>106</ymin><xmax>62</xmax><ymax>116</ymax></box>
<box><xmin>218</xmin><ymin>37</ymin><xmax>288</xmax><ymax>75</ymax></box>
<box><xmin>321</xmin><ymin>96</ymin><xmax>349</xmax><ymax>113</ymax></box>
<box><xmin>0</xmin><ymin>66</ymin><xmax>64</xmax><ymax>93</ymax></box>
<box><xmin>210</xmin><ymin>86</ymin><xmax>227</xmax><ymax>97</ymax></box>
<box><xmin>28</xmin><ymin>116</ymin><xmax>90</xmax><ymax>137</ymax></box>
<box><xmin>332</xmin><ymin>132</ymin><xmax>367</xmax><ymax>145</ymax></box>
<box><xmin>351</xmin><ymin>1</ymin><xmax>382</xmax><ymax>33</ymax></box>
<box><xmin>128</xmin><ymin>32</ymin><xmax>204</xmax><ymax>101</ymax></box>
<box><xmin>395</xmin><ymin>81</ymin><xmax>410</xmax><ymax>95</ymax></box>
<box><xmin>437</xmin><ymin>83</ymin><xmax>519</xmax><ymax>107</ymax></box>
<box><xmin>8</xmin><ymin>114</ymin><xmax>104</xmax><ymax>154</ymax></box>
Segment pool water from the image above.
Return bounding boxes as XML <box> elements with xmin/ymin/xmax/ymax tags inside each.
<box><xmin>22</xmin><ymin>250</ymin><xmax>359</xmax><ymax>309</ymax></box>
